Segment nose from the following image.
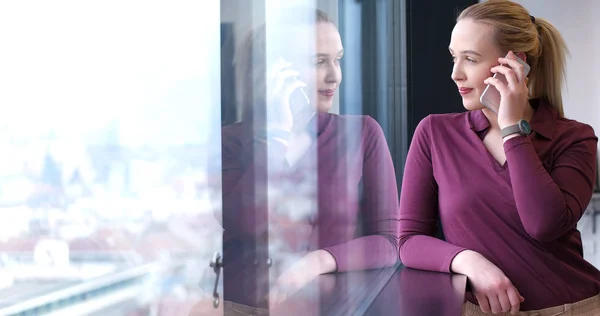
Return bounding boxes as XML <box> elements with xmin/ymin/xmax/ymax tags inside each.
<box><xmin>451</xmin><ymin>62</ymin><xmax>465</xmax><ymax>82</ymax></box>
<box><xmin>324</xmin><ymin>64</ymin><xmax>341</xmax><ymax>85</ymax></box>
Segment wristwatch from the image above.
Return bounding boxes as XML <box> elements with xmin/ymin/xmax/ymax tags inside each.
<box><xmin>501</xmin><ymin>119</ymin><xmax>532</xmax><ymax>138</ymax></box>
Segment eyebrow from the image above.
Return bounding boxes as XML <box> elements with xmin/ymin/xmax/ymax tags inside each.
<box><xmin>314</xmin><ymin>49</ymin><xmax>345</xmax><ymax>58</ymax></box>
<box><xmin>448</xmin><ymin>48</ymin><xmax>482</xmax><ymax>56</ymax></box>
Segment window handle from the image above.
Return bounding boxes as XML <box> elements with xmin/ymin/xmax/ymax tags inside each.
<box><xmin>209</xmin><ymin>251</ymin><xmax>222</xmax><ymax>308</ymax></box>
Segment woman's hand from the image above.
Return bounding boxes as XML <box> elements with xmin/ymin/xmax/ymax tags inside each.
<box><xmin>483</xmin><ymin>51</ymin><xmax>530</xmax><ymax>130</ymax></box>
<box><xmin>451</xmin><ymin>250</ymin><xmax>525</xmax><ymax>315</ymax></box>
<box><xmin>265</xmin><ymin>57</ymin><xmax>309</xmax><ymax>133</ymax></box>
<box><xmin>268</xmin><ymin>250</ymin><xmax>336</xmax><ymax>308</ymax></box>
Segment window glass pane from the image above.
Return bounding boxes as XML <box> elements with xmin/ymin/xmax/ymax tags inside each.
<box><xmin>0</xmin><ymin>2</ymin><xmax>223</xmax><ymax>315</ymax></box>
<box><xmin>218</xmin><ymin>0</ymin><xmax>403</xmax><ymax>315</ymax></box>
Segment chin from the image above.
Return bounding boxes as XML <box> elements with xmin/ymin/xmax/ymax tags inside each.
<box><xmin>317</xmin><ymin>101</ymin><xmax>332</xmax><ymax>113</ymax></box>
<box><xmin>463</xmin><ymin>102</ymin><xmax>485</xmax><ymax>111</ymax></box>
<box><xmin>461</xmin><ymin>95</ymin><xmax>485</xmax><ymax>111</ymax></box>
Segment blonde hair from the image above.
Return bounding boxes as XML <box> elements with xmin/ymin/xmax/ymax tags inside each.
<box><xmin>234</xmin><ymin>9</ymin><xmax>335</xmax><ymax>120</ymax></box>
<box><xmin>458</xmin><ymin>0</ymin><xmax>569</xmax><ymax>117</ymax></box>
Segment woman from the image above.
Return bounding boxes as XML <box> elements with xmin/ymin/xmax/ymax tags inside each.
<box><xmin>399</xmin><ymin>1</ymin><xmax>600</xmax><ymax>315</ymax></box>
<box><xmin>210</xmin><ymin>8</ymin><xmax>400</xmax><ymax>314</ymax></box>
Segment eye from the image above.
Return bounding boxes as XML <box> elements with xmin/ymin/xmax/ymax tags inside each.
<box><xmin>335</xmin><ymin>57</ymin><xmax>342</xmax><ymax>65</ymax></box>
<box><xmin>451</xmin><ymin>55</ymin><xmax>457</xmax><ymax>63</ymax></box>
<box><xmin>466</xmin><ymin>57</ymin><xmax>477</xmax><ymax>63</ymax></box>
<box><xmin>315</xmin><ymin>59</ymin><xmax>325</xmax><ymax>66</ymax></box>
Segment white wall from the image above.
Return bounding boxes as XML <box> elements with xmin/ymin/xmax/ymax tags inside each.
<box><xmin>482</xmin><ymin>0</ymin><xmax>600</xmax><ymax>134</ymax></box>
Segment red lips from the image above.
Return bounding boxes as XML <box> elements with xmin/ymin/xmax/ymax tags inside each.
<box><xmin>458</xmin><ymin>88</ymin><xmax>473</xmax><ymax>95</ymax></box>
<box><xmin>319</xmin><ymin>89</ymin><xmax>335</xmax><ymax>97</ymax></box>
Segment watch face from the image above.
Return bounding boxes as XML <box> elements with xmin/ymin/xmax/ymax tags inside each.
<box><xmin>519</xmin><ymin>120</ymin><xmax>532</xmax><ymax>135</ymax></box>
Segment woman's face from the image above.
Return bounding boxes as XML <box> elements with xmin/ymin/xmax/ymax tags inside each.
<box><xmin>312</xmin><ymin>22</ymin><xmax>343</xmax><ymax>112</ymax></box>
<box><xmin>449</xmin><ymin>19</ymin><xmax>503</xmax><ymax>111</ymax></box>
<box><xmin>287</xmin><ymin>22</ymin><xmax>343</xmax><ymax>113</ymax></box>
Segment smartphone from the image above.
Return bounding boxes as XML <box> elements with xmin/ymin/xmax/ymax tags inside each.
<box><xmin>480</xmin><ymin>53</ymin><xmax>531</xmax><ymax>113</ymax></box>
<box><xmin>289</xmin><ymin>76</ymin><xmax>310</xmax><ymax>115</ymax></box>
<box><xmin>277</xmin><ymin>56</ymin><xmax>310</xmax><ymax>115</ymax></box>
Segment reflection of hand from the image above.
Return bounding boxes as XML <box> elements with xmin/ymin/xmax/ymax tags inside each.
<box><xmin>268</xmin><ymin>252</ymin><xmax>320</xmax><ymax>307</ymax></box>
<box><xmin>266</xmin><ymin>57</ymin><xmax>307</xmax><ymax>133</ymax></box>
<box><xmin>268</xmin><ymin>250</ymin><xmax>336</xmax><ymax>307</ymax></box>
<box><xmin>452</xmin><ymin>250</ymin><xmax>524</xmax><ymax>315</ymax></box>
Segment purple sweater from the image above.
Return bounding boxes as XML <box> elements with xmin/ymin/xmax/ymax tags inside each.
<box><xmin>398</xmin><ymin>99</ymin><xmax>600</xmax><ymax>310</ymax></box>
<box><xmin>220</xmin><ymin>113</ymin><xmax>399</xmax><ymax>306</ymax></box>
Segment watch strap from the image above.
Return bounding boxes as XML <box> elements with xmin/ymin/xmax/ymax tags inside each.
<box><xmin>501</xmin><ymin>124</ymin><xmax>522</xmax><ymax>138</ymax></box>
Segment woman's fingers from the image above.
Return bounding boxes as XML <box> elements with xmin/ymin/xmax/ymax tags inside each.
<box><xmin>281</xmin><ymin>79</ymin><xmax>307</xmax><ymax>102</ymax></box>
<box><xmin>506</xmin><ymin>287</ymin><xmax>524</xmax><ymax>315</ymax></box>
<box><xmin>498</xmin><ymin>292</ymin><xmax>513</xmax><ymax>313</ymax></box>
<box><xmin>484</xmin><ymin>76</ymin><xmax>508</xmax><ymax>96</ymax></box>
<box><xmin>488</xmin><ymin>295</ymin><xmax>503</xmax><ymax>314</ymax></box>
<box><xmin>474</xmin><ymin>288</ymin><xmax>522</xmax><ymax>314</ymax></box>
<box><xmin>269</xmin><ymin>58</ymin><xmax>293</xmax><ymax>80</ymax></box>
<box><xmin>474</xmin><ymin>293</ymin><xmax>491</xmax><ymax>314</ymax></box>
<box><xmin>273</xmin><ymin>68</ymin><xmax>301</xmax><ymax>94</ymax></box>
<box><xmin>498</xmin><ymin>52</ymin><xmax>526</xmax><ymax>82</ymax></box>
<box><xmin>476</xmin><ymin>288</ymin><xmax>523</xmax><ymax>315</ymax></box>
<box><xmin>490</xmin><ymin>65</ymin><xmax>520</xmax><ymax>87</ymax></box>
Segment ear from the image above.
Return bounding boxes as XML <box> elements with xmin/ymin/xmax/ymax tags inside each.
<box><xmin>514</xmin><ymin>52</ymin><xmax>527</xmax><ymax>62</ymax></box>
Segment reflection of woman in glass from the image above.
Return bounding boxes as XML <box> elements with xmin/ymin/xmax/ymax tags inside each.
<box><xmin>214</xmin><ymin>7</ymin><xmax>399</xmax><ymax>312</ymax></box>
<box><xmin>399</xmin><ymin>1</ymin><xmax>600</xmax><ymax>315</ymax></box>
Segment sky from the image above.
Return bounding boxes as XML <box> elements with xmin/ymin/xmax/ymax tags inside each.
<box><xmin>0</xmin><ymin>1</ymin><xmax>221</xmax><ymax>147</ymax></box>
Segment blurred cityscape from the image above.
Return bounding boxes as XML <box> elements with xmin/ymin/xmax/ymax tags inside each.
<box><xmin>0</xmin><ymin>123</ymin><xmax>222</xmax><ymax>315</ymax></box>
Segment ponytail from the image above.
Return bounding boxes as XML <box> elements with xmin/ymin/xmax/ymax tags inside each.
<box><xmin>529</xmin><ymin>18</ymin><xmax>569</xmax><ymax>117</ymax></box>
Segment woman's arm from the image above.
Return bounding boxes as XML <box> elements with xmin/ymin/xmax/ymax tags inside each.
<box><xmin>268</xmin><ymin>116</ymin><xmax>399</xmax><ymax>305</ymax></box>
<box><xmin>503</xmin><ymin>123</ymin><xmax>598</xmax><ymax>241</ymax></box>
<box><xmin>398</xmin><ymin>116</ymin><xmax>468</xmax><ymax>273</ymax></box>
<box><xmin>322</xmin><ymin>116</ymin><xmax>400</xmax><ymax>272</ymax></box>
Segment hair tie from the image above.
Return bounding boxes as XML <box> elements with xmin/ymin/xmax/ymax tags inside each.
<box><xmin>530</xmin><ymin>15</ymin><xmax>536</xmax><ymax>24</ymax></box>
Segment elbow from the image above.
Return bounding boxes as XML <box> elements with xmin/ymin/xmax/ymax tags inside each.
<box><xmin>525</xmin><ymin>229</ymin><xmax>556</xmax><ymax>242</ymax></box>
<box><xmin>398</xmin><ymin>247</ymin><xmax>418</xmax><ymax>270</ymax></box>
<box><xmin>398</xmin><ymin>230</ymin><xmax>416</xmax><ymax>249</ymax></box>
<box><xmin>523</xmin><ymin>224</ymin><xmax>564</xmax><ymax>242</ymax></box>
<box><xmin>398</xmin><ymin>234</ymin><xmax>414</xmax><ymax>264</ymax></box>
<box><xmin>398</xmin><ymin>249</ymin><xmax>408</xmax><ymax>266</ymax></box>
<box><xmin>383</xmin><ymin>234</ymin><xmax>401</xmax><ymax>267</ymax></box>
<box><xmin>522</xmin><ymin>207</ymin><xmax>576</xmax><ymax>242</ymax></box>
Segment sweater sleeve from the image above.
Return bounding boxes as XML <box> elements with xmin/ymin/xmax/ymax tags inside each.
<box><xmin>398</xmin><ymin>116</ymin><xmax>467</xmax><ymax>273</ymax></box>
<box><xmin>504</xmin><ymin>123</ymin><xmax>598</xmax><ymax>241</ymax></box>
<box><xmin>323</xmin><ymin>116</ymin><xmax>400</xmax><ymax>272</ymax></box>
